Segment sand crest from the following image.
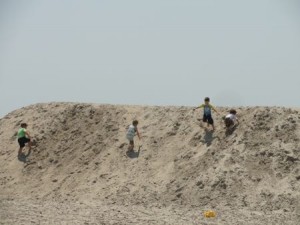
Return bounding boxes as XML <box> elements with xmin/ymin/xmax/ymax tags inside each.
<box><xmin>0</xmin><ymin>103</ymin><xmax>299</xmax><ymax>224</ymax></box>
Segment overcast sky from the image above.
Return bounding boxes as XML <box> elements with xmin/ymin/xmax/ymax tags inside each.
<box><xmin>1</xmin><ymin>0</ymin><xmax>300</xmax><ymax>117</ymax></box>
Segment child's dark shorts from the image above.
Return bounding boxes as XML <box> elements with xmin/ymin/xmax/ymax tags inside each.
<box><xmin>225</xmin><ymin>118</ymin><xmax>234</xmax><ymax>128</ymax></box>
<box><xmin>18</xmin><ymin>137</ymin><xmax>30</xmax><ymax>148</ymax></box>
<box><xmin>203</xmin><ymin>114</ymin><xmax>214</xmax><ymax>125</ymax></box>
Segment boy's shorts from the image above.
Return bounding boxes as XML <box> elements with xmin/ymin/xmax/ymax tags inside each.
<box><xmin>203</xmin><ymin>114</ymin><xmax>214</xmax><ymax>125</ymax></box>
<box><xmin>126</xmin><ymin>134</ymin><xmax>134</xmax><ymax>144</ymax></box>
<box><xmin>18</xmin><ymin>137</ymin><xmax>30</xmax><ymax>148</ymax></box>
<box><xmin>225</xmin><ymin>117</ymin><xmax>234</xmax><ymax>127</ymax></box>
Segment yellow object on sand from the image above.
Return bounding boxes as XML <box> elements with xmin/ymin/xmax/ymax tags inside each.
<box><xmin>204</xmin><ymin>210</ymin><xmax>216</xmax><ymax>218</ymax></box>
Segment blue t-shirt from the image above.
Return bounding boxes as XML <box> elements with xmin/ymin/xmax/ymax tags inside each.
<box><xmin>199</xmin><ymin>104</ymin><xmax>215</xmax><ymax>116</ymax></box>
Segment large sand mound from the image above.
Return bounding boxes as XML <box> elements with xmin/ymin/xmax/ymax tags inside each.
<box><xmin>0</xmin><ymin>103</ymin><xmax>299</xmax><ymax>224</ymax></box>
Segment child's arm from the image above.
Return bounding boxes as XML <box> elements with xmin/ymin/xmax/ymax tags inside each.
<box><xmin>25</xmin><ymin>130</ymin><xmax>31</xmax><ymax>139</ymax></box>
<box><xmin>193</xmin><ymin>104</ymin><xmax>204</xmax><ymax>111</ymax></box>
<box><xmin>210</xmin><ymin>104</ymin><xmax>220</xmax><ymax>114</ymax></box>
<box><xmin>136</xmin><ymin>128</ymin><xmax>141</xmax><ymax>139</ymax></box>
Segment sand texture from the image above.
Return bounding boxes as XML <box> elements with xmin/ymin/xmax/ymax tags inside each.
<box><xmin>0</xmin><ymin>103</ymin><xmax>299</xmax><ymax>224</ymax></box>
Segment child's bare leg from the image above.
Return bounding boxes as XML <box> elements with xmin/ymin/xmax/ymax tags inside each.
<box><xmin>128</xmin><ymin>140</ymin><xmax>134</xmax><ymax>151</ymax></box>
<box><xmin>18</xmin><ymin>147</ymin><xmax>23</xmax><ymax>156</ymax></box>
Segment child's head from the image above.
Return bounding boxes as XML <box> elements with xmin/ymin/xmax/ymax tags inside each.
<box><xmin>229</xmin><ymin>109</ymin><xmax>237</xmax><ymax>115</ymax></box>
<box><xmin>204</xmin><ymin>97</ymin><xmax>210</xmax><ymax>104</ymax></box>
<box><xmin>132</xmin><ymin>120</ymin><xmax>139</xmax><ymax>126</ymax></box>
<box><xmin>21</xmin><ymin>123</ymin><xmax>28</xmax><ymax>128</ymax></box>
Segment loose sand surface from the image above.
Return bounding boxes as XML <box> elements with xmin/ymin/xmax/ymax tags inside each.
<box><xmin>0</xmin><ymin>103</ymin><xmax>299</xmax><ymax>224</ymax></box>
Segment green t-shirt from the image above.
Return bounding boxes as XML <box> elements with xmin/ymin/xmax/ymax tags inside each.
<box><xmin>17</xmin><ymin>128</ymin><xmax>26</xmax><ymax>138</ymax></box>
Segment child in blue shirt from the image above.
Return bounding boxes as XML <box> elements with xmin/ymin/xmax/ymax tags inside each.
<box><xmin>194</xmin><ymin>97</ymin><xmax>219</xmax><ymax>130</ymax></box>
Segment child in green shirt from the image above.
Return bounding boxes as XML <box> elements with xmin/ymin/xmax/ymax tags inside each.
<box><xmin>17</xmin><ymin>123</ymin><xmax>32</xmax><ymax>157</ymax></box>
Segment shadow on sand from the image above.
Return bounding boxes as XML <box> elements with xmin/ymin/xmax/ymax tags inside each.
<box><xmin>126</xmin><ymin>146</ymin><xmax>142</xmax><ymax>159</ymax></box>
<box><xmin>18</xmin><ymin>148</ymin><xmax>32</xmax><ymax>163</ymax></box>
<box><xmin>202</xmin><ymin>128</ymin><xmax>219</xmax><ymax>146</ymax></box>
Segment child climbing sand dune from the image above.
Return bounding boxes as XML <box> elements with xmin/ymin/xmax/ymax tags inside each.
<box><xmin>17</xmin><ymin>123</ymin><xmax>32</xmax><ymax>157</ymax></box>
<box><xmin>224</xmin><ymin>109</ymin><xmax>239</xmax><ymax>129</ymax></box>
<box><xmin>193</xmin><ymin>97</ymin><xmax>219</xmax><ymax>131</ymax></box>
<box><xmin>126</xmin><ymin>120</ymin><xmax>141</xmax><ymax>151</ymax></box>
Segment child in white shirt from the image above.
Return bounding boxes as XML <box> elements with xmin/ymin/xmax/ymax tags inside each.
<box><xmin>224</xmin><ymin>109</ymin><xmax>239</xmax><ymax>128</ymax></box>
<box><xmin>126</xmin><ymin>120</ymin><xmax>141</xmax><ymax>151</ymax></box>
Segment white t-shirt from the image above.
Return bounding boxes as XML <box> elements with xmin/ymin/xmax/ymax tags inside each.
<box><xmin>126</xmin><ymin>125</ymin><xmax>136</xmax><ymax>140</ymax></box>
<box><xmin>225</xmin><ymin>114</ymin><xmax>237</xmax><ymax>121</ymax></box>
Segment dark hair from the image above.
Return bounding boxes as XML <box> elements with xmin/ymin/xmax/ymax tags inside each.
<box><xmin>21</xmin><ymin>123</ymin><xmax>28</xmax><ymax>128</ymax></box>
<box><xmin>229</xmin><ymin>109</ymin><xmax>237</xmax><ymax>114</ymax></box>
<box><xmin>132</xmin><ymin>120</ymin><xmax>139</xmax><ymax>126</ymax></box>
<box><xmin>204</xmin><ymin>97</ymin><xmax>210</xmax><ymax>102</ymax></box>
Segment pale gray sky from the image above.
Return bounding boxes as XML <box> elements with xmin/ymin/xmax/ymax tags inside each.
<box><xmin>1</xmin><ymin>0</ymin><xmax>300</xmax><ymax>117</ymax></box>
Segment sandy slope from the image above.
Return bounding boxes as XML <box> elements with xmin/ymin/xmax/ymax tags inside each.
<box><xmin>0</xmin><ymin>103</ymin><xmax>299</xmax><ymax>224</ymax></box>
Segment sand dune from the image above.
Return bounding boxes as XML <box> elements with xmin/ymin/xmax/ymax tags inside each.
<box><xmin>0</xmin><ymin>103</ymin><xmax>299</xmax><ymax>224</ymax></box>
